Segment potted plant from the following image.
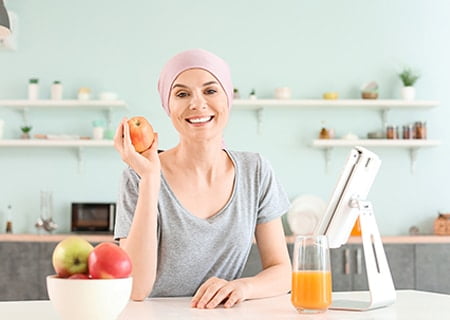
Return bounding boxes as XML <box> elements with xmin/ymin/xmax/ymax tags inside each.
<box><xmin>249</xmin><ymin>89</ymin><xmax>257</xmax><ymax>100</ymax></box>
<box><xmin>233</xmin><ymin>88</ymin><xmax>240</xmax><ymax>99</ymax></box>
<box><xmin>399</xmin><ymin>68</ymin><xmax>420</xmax><ymax>100</ymax></box>
<box><xmin>20</xmin><ymin>125</ymin><xmax>32</xmax><ymax>139</ymax></box>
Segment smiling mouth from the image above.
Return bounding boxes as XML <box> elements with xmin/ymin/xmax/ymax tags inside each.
<box><xmin>186</xmin><ymin>116</ymin><xmax>214</xmax><ymax>124</ymax></box>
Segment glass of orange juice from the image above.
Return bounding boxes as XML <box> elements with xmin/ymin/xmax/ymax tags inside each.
<box><xmin>291</xmin><ymin>235</ymin><xmax>332</xmax><ymax>314</ymax></box>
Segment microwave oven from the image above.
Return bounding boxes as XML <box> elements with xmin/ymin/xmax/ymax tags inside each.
<box><xmin>71</xmin><ymin>202</ymin><xmax>116</xmax><ymax>233</ymax></box>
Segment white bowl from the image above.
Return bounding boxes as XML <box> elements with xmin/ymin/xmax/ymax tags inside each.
<box><xmin>46</xmin><ymin>275</ymin><xmax>132</xmax><ymax>320</ymax></box>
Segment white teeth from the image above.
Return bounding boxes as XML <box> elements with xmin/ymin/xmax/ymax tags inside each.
<box><xmin>188</xmin><ymin>116</ymin><xmax>212</xmax><ymax>124</ymax></box>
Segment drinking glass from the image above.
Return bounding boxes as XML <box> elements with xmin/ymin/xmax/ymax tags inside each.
<box><xmin>291</xmin><ymin>235</ymin><xmax>332</xmax><ymax>314</ymax></box>
<box><xmin>40</xmin><ymin>190</ymin><xmax>53</xmax><ymax>221</ymax></box>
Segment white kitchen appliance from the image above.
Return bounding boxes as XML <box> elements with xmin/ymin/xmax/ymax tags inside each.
<box><xmin>314</xmin><ymin>146</ymin><xmax>396</xmax><ymax>311</ymax></box>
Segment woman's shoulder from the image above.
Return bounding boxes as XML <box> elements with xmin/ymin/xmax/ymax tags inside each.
<box><xmin>227</xmin><ymin>149</ymin><xmax>263</xmax><ymax>163</ymax></box>
<box><xmin>226</xmin><ymin>150</ymin><xmax>273</xmax><ymax>172</ymax></box>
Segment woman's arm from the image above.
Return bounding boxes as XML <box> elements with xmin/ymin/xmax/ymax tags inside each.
<box><xmin>245</xmin><ymin>217</ymin><xmax>292</xmax><ymax>297</ymax></box>
<box><xmin>191</xmin><ymin>217</ymin><xmax>291</xmax><ymax>308</ymax></box>
<box><xmin>114</xmin><ymin>118</ymin><xmax>161</xmax><ymax>301</ymax></box>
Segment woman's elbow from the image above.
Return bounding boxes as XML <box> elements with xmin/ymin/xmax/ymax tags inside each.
<box><xmin>131</xmin><ymin>289</ymin><xmax>150</xmax><ymax>301</ymax></box>
<box><xmin>130</xmin><ymin>280</ymin><xmax>153</xmax><ymax>301</ymax></box>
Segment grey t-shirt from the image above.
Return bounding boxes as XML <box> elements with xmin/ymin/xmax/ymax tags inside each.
<box><xmin>114</xmin><ymin>150</ymin><xmax>290</xmax><ymax>297</ymax></box>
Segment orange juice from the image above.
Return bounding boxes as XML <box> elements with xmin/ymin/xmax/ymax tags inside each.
<box><xmin>291</xmin><ymin>270</ymin><xmax>332</xmax><ymax>311</ymax></box>
<box><xmin>351</xmin><ymin>217</ymin><xmax>361</xmax><ymax>236</ymax></box>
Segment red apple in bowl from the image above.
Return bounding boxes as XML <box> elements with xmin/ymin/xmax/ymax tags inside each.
<box><xmin>52</xmin><ymin>236</ymin><xmax>94</xmax><ymax>278</ymax></box>
<box><xmin>127</xmin><ymin>116</ymin><xmax>155</xmax><ymax>153</ymax></box>
<box><xmin>88</xmin><ymin>242</ymin><xmax>132</xmax><ymax>279</ymax></box>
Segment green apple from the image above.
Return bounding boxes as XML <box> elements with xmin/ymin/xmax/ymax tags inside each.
<box><xmin>52</xmin><ymin>236</ymin><xmax>94</xmax><ymax>278</ymax></box>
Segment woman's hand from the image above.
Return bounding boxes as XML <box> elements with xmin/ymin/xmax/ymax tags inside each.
<box><xmin>191</xmin><ymin>277</ymin><xmax>251</xmax><ymax>309</ymax></box>
<box><xmin>113</xmin><ymin>118</ymin><xmax>161</xmax><ymax>179</ymax></box>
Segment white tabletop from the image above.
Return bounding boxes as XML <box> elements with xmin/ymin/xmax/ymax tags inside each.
<box><xmin>0</xmin><ymin>290</ymin><xmax>448</xmax><ymax>320</ymax></box>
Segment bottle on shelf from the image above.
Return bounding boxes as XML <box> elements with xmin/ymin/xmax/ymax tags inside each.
<box><xmin>92</xmin><ymin>119</ymin><xmax>106</xmax><ymax>140</ymax></box>
<box><xmin>5</xmin><ymin>204</ymin><xmax>13</xmax><ymax>233</ymax></box>
<box><xmin>28</xmin><ymin>78</ymin><xmax>39</xmax><ymax>100</ymax></box>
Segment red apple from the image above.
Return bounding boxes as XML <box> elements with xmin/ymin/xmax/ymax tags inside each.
<box><xmin>68</xmin><ymin>273</ymin><xmax>90</xmax><ymax>279</ymax></box>
<box><xmin>88</xmin><ymin>242</ymin><xmax>132</xmax><ymax>279</ymax></box>
<box><xmin>127</xmin><ymin>116</ymin><xmax>155</xmax><ymax>153</ymax></box>
<box><xmin>52</xmin><ymin>236</ymin><xmax>94</xmax><ymax>278</ymax></box>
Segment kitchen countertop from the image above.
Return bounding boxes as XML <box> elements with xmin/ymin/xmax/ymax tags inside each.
<box><xmin>1</xmin><ymin>233</ymin><xmax>450</xmax><ymax>243</ymax></box>
<box><xmin>0</xmin><ymin>290</ymin><xmax>448</xmax><ymax>319</ymax></box>
<box><xmin>0</xmin><ymin>233</ymin><xmax>116</xmax><ymax>242</ymax></box>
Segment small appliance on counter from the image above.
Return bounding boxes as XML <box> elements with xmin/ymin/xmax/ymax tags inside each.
<box><xmin>71</xmin><ymin>202</ymin><xmax>116</xmax><ymax>233</ymax></box>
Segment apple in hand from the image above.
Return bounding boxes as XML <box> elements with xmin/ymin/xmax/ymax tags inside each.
<box><xmin>52</xmin><ymin>236</ymin><xmax>94</xmax><ymax>278</ymax></box>
<box><xmin>88</xmin><ymin>242</ymin><xmax>132</xmax><ymax>279</ymax></box>
<box><xmin>127</xmin><ymin>116</ymin><xmax>155</xmax><ymax>153</ymax></box>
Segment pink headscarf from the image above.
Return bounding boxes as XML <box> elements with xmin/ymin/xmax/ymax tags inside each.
<box><xmin>157</xmin><ymin>49</ymin><xmax>233</xmax><ymax>115</ymax></box>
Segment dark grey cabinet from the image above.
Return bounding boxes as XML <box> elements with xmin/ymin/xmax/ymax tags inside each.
<box><xmin>0</xmin><ymin>241</ymin><xmax>99</xmax><ymax>301</ymax></box>
<box><xmin>415</xmin><ymin>244</ymin><xmax>450</xmax><ymax>294</ymax></box>
<box><xmin>333</xmin><ymin>244</ymin><xmax>415</xmax><ymax>292</ymax></box>
<box><xmin>0</xmin><ymin>242</ymin><xmax>55</xmax><ymax>301</ymax></box>
<box><xmin>0</xmin><ymin>241</ymin><xmax>449</xmax><ymax>301</ymax></box>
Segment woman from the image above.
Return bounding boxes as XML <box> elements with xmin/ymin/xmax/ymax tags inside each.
<box><xmin>113</xmin><ymin>49</ymin><xmax>291</xmax><ymax>309</ymax></box>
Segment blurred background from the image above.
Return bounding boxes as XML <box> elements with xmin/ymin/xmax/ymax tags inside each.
<box><xmin>0</xmin><ymin>0</ymin><xmax>449</xmax><ymax>235</ymax></box>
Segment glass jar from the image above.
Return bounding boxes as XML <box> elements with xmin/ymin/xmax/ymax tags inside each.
<box><xmin>386</xmin><ymin>125</ymin><xmax>398</xmax><ymax>139</ymax></box>
<box><xmin>414</xmin><ymin>121</ymin><xmax>427</xmax><ymax>139</ymax></box>
<box><xmin>402</xmin><ymin>125</ymin><xmax>412</xmax><ymax>139</ymax></box>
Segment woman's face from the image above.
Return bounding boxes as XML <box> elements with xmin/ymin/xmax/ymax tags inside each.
<box><xmin>168</xmin><ymin>68</ymin><xmax>229</xmax><ymax>143</ymax></box>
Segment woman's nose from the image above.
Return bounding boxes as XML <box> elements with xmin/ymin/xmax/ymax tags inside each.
<box><xmin>189</xmin><ymin>92</ymin><xmax>207</xmax><ymax>110</ymax></box>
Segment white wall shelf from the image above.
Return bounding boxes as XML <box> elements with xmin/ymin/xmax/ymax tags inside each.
<box><xmin>233</xmin><ymin>99</ymin><xmax>439</xmax><ymax>133</ymax></box>
<box><xmin>0</xmin><ymin>99</ymin><xmax>126</xmax><ymax>173</ymax></box>
<box><xmin>312</xmin><ymin>139</ymin><xmax>441</xmax><ymax>174</ymax></box>
<box><xmin>0</xmin><ymin>139</ymin><xmax>114</xmax><ymax>173</ymax></box>
<box><xmin>0</xmin><ymin>99</ymin><xmax>128</xmax><ymax>123</ymax></box>
<box><xmin>233</xmin><ymin>99</ymin><xmax>439</xmax><ymax>109</ymax></box>
<box><xmin>0</xmin><ymin>139</ymin><xmax>113</xmax><ymax>147</ymax></box>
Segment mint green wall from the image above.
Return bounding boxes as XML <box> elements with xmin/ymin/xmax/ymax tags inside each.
<box><xmin>0</xmin><ymin>0</ymin><xmax>449</xmax><ymax>235</ymax></box>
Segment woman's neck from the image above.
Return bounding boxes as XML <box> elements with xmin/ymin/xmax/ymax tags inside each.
<box><xmin>163</xmin><ymin>137</ymin><xmax>230</xmax><ymax>182</ymax></box>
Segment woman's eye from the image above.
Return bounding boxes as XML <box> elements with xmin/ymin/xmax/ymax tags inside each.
<box><xmin>205</xmin><ymin>89</ymin><xmax>217</xmax><ymax>95</ymax></box>
<box><xmin>176</xmin><ymin>91</ymin><xmax>188</xmax><ymax>98</ymax></box>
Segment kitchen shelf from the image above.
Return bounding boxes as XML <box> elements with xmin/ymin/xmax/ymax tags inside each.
<box><xmin>0</xmin><ymin>99</ymin><xmax>128</xmax><ymax>108</ymax></box>
<box><xmin>0</xmin><ymin>139</ymin><xmax>115</xmax><ymax>172</ymax></box>
<box><xmin>0</xmin><ymin>99</ymin><xmax>128</xmax><ymax>123</ymax></box>
<box><xmin>0</xmin><ymin>139</ymin><xmax>113</xmax><ymax>147</ymax></box>
<box><xmin>0</xmin><ymin>99</ymin><xmax>126</xmax><ymax>172</ymax></box>
<box><xmin>233</xmin><ymin>99</ymin><xmax>439</xmax><ymax>109</ymax></box>
<box><xmin>233</xmin><ymin>99</ymin><xmax>439</xmax><ymax>133</ymax></box>
<box><xmin>312</xmin><ymin>139</ymin><xmax>441</xmax><ymax>173</ymax></box>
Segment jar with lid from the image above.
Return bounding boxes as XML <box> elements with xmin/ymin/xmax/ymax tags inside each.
<box><xmin>386</xmin><ymin>125</ymin><xmax>398</xmax><ymax>139</ymax></box>
<box><xmin>414</xmin><ymin>121</ymin><xmax>427</xmax><ymax>139</ymax></box>
<box><xmin>402</xmin><ymin>124</ymin><xmax>412</xmax><ymax>139</ymax></box>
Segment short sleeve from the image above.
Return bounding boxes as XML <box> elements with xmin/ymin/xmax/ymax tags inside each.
<box><xmin>114</xmin><ymin>167</ymin><xmax>140</xmax><ymax>240</ymax></box>
<box><xmin>256</xmin><ymin>157</ymin><xmax>290</xmax><ymax>224</ymax></box>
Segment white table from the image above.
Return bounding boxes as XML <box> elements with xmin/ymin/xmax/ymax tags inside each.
<box><xmin>0</xmin><ymin>290</ymin><xmax>448</xmax><ymax>320</ymax></box>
